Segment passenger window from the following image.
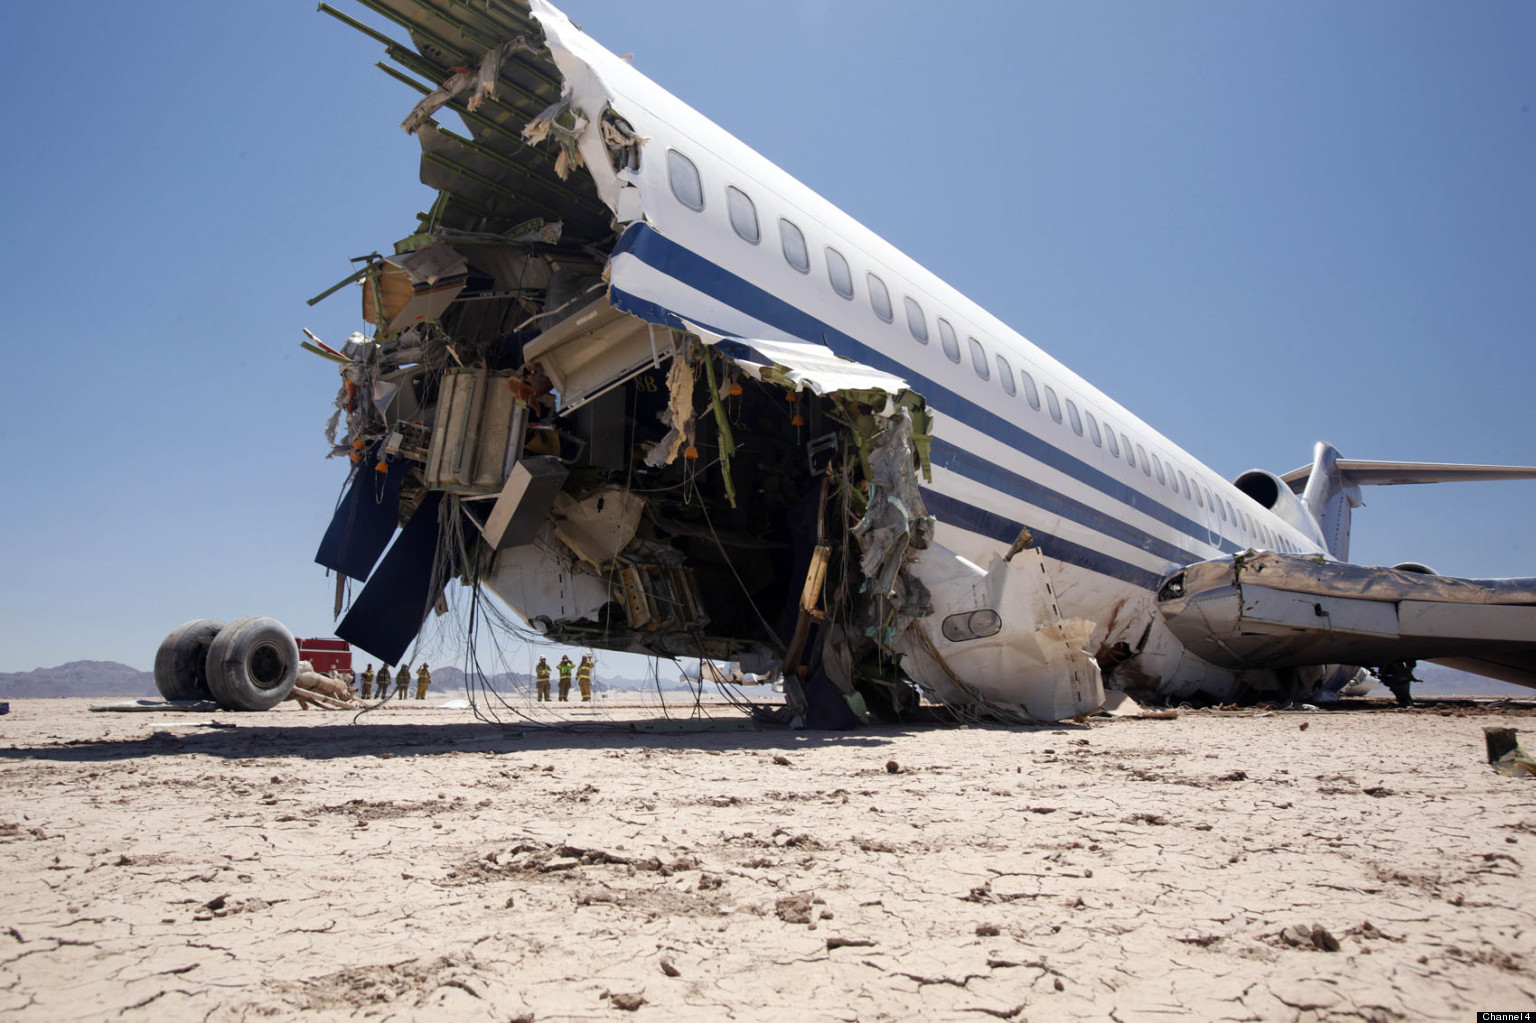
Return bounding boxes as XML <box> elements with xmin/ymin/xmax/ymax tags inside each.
<box><xmin>1203</xmin><ymin>487</ymin><xmax>1213</xmax><ymax>511</ymax></box>
<box><xmin>726</xmin><ymin>186</ymin><xmax>759</xmax><ymax>243</ymax></box>
<box><xmin>1151</xmin><ymin>453</ymin><xmax>1165</xmax><ymax>485</ymax></box>
<box><xmin>1218</xmin><ymin>499</ymin><xmax>1228</xmax><ymax>522</ymax></box>
<box><xmin>867</xmin><ymin>273</ymin><xmax>893</xmax><ymax>322</ymax></box>
<box><xmin>1177</xmin><ymin>469</ymin><xmax>1189</xmax><ymax>498</ymax></box>
<box><xmin>968</xmin><ymin>338</ymin><xmax>990</xmax><ymax>380</ymax></box>
<box><xmin>1137</xmin><ymin>444</ymin><xmax>1150</xmax><ymax>475</ymax></box>
<box><xmin>779</xmin><ymin>219</ymin><xmax>809</xmax><ymax>272</ymax></box>
<box><xmin>667</xmin><ymin>149</ymin><xmax>704</xmax><ymax>210</ymax></box>
<box><xmin>1085</xmin><ymin>411</ymin><xmax>1102</xmax><ymax>446</ymax></box>
<box><xmin>1123</xmin><ymin>435</ymin><xmax>1135</xmax><ymax>466</ymax></box>
<box><xmin>938</xmin><ymin>318</ymin><xmax>961</xmax><ymax>363</ymax></box>
<box><xmin>904</xmin><ymin>297</ymin><xmax>928</xmax><ymax>343</ymax></box>
<box><xmin>1044</xmin><ymin>386</ymin><xmax>1063</xmax><ymax>423</ymax></box>
<box><xmin>1225</xmin><ymin>501</ymin><xmax>1234</xmax><ymax>523</ymax></box>
<box><xmin>1103</xmin><ymin>422</ymin><xmax>1120</xmax><ymax>456</ymax></box>
<box><xmin>1065</xmin><ymin>399</ymin><xmax>1083</xmax><ymax>436</ymax></box>
<box><xmin>1018</xmin><ymin>367</ymin><xmax>1041</xmax><ymax>409</ymax></box>
<box><xmin>1194</xmin><ymin>483</ymin><xmax>1204</xmax><ymax>508</ymax></box>
<box><xmin>996</xmin><ymin>354</ymin><xmax>1016</xmax><ymax>396</ymax></box>
<box><xmin>826</xmin><ymin>247</ymin><xmax>853</xmax><ymax>298</ymax></box>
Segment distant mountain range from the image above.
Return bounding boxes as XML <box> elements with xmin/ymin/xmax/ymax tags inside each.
<box><xmin>0</xmin><ymin>661</ymin><xmax>157</xmax><ymax>698</ymax></box>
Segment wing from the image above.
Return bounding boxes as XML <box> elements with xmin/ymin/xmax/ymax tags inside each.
<box><xmin>1158</xmin><ymin>551</ymin><xmax>1536</xmax><ymax>689</ymax></box>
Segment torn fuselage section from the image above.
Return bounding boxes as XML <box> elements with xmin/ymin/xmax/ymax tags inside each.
<box><xmin>308</xmin><ymin>0</ymin><xmax>1104</xmax><ymax>720</ymax></box>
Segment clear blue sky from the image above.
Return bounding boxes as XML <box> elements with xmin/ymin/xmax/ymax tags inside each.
<box><xmin>1</xmin><ymin>1</ymin><xmax>1531</xmax><ymax>672</ymax></box>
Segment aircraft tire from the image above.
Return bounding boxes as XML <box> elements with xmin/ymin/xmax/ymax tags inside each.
<box><xmin>153</xmin><ymin>619</ymin><xmax>225</xmax><ymax>701</ymax></box>
<box><xmin>205</xmin><ymin>617</ymin><xmax>299</xmax><ymax>711</ymax></box>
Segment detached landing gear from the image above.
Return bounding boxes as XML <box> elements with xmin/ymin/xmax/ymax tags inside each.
<box><xmin>154</xmin><ymin>617</ymin><xmax>299</xmax><ymax>711</ymax></box>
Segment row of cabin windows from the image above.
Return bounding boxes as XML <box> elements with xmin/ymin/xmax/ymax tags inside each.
<box><xmin>667</xmin><ymin>150</ymin><xmax>1300</xmax><ymax>553</ymax></box>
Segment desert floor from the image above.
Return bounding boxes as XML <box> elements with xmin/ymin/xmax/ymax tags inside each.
<box><xmin>1</xmin><ymin>695</ymin><xmax>1533</xmax><ymax>1022</ymax></box>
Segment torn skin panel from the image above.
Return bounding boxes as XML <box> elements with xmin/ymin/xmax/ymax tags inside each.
<box><xmin>526</xmin><ymin>0</ymin><xmax>649</xmax><ymax>217</ymax></box>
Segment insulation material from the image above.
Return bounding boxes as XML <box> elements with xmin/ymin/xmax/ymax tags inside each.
<box><xmin>851</xmin><ymin>412</ymin><xmax>933</xmax><ymax>602</ymax></box>
<box><xmin>400</xmin><ymin>37</ymin><xmax>533</xmax><ymax>134</ymax></box>
<box><xmin>644</xmin><ymin>342</ymin><xmax>697</xmax><ymax>467</ymax></box>
<box><xmin>401</xmin><ymin>68</ymin><xmax>477</xmax><ymax>135</ymax></box>
<box><xmin>522</xmin><ymin>94</ymin><xmax>587</xmax><ymax>180</ymax></box>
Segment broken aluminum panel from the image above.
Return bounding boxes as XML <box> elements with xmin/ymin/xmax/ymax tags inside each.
<box><xmin>522</xmin><ymin>296</ymin><xmax>674</xmax><ymax>412</ymax></box>
<box><xmin>551</xmin><ymin>485</ymin><xmax>645</xmax><ymax>567</ymax></box>
<box><xmin>684</xmin><ymin>322</ymin><xmax>911</xmax><ymax>400</ymax></box>
<box><xmin>484</xmin><ymin>526</ymin><xmax>613</xmax><ymax>625</ymax></box>
<box><xmin>1160</xmin><ymin>551</ymin><xmax>1536</xmax><ymax>687</ymax></box>
<box><xmin>482</xmin><ymin>455</ymin><xmax>566</xmax><ymax>551</ymax></box>
<box><xmin>364</xmin><ymin>269</ymin><xmax>467</xmax><ymax>335</ymax></box>
<box><xmin>425</xmin><ymin>368</ymin><xmax>520</xmax><ymax>494</ymax></box>
<box><xmin>895</xmin><ymin>546</ymin><xmax>1106</xmax><ymax>722</ymax></box>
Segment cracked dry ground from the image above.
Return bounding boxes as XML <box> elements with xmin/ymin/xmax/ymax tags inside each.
<box><xmin>1</xmin><ymin>699</ymin><xmax>1534</xmax><ymax>1021</ymax></box>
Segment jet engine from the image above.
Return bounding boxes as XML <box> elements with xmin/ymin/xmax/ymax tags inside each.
<box><xmin>1233</xmin><ymin>469</ymin><xmax>1326</xmax><ymax>546</ymax></box>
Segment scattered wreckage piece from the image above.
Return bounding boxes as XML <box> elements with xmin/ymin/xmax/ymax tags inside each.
<box><xmin>1483</xmin><ymin>726</ymin><xmax>1536</xmax><ymax>778</ymax></box>
<box><xmin>291</xmin><ymin>663</ymin><xmax>363</xmax><ymax>711</ymax></box>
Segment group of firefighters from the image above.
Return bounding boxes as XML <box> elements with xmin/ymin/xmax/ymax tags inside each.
<box><xmin>356</xmin><ymin>662</ymin><xmax>433</xmax><ymax>701</ymax></box>
<box><xmin>534</xmin><ymin>653</ymin><xmax>594</xmax><ymax>702</ymax></box>
<box><xmin>350</xmin><ymin>653</ymin><xmax>599</xmax><ymax>703</ymax></box>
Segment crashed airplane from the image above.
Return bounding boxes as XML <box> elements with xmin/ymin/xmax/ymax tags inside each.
<box><xmin>306</xmin><ymin>0</ymin><xmax>1536</xmax><ymax>722</ymax></box>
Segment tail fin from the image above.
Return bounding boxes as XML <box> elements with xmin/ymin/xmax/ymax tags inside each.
<box><xmin>1281</xmin><ymin>443</ymin><xmax>1536</xmax><ymax>561</ymax></box>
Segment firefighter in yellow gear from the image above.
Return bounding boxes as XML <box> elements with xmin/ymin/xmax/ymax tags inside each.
<box><xmin>375</xmin><ymin>666</ymin><xmax>391</xmax><ymax>701</ymax></box>
<box><xmin>557</xmin><ymin>655</ymin><xmax>574</xmax><ymax>702</ymax></box>
<box><xmin>577</xmin><ymin>654</ymin><xmax>593</xmax><ymax>701</ymax></box>
<box><xmin>360</xmin><ymin>664</ymin><xmax>375</xmax><ymax>700</ymax></box>
<box><xmin>415</xmin><ymin>663</ymin><xmax>432</xmax><ymax>700</ymax></box>
<box><xmin>535</xmin><ymin>657</ymin><xmax>551</xmax><ymax>701</ymax></box>
<box><xmin>395</xmin><ymin>663</ymin><xmax>411</xmax><ymax>701</ymax></box>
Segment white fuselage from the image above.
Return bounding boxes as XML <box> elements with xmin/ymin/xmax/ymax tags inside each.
<box><xmin>529</xmin><ymin>1</ymin><xmax>1322</xmax><ymax>699</ymax></box>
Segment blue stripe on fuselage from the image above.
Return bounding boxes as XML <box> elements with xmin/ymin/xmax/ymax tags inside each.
<box><xmin>608</xmin><ymin>223</ymin><xmax>1237</xmax><ymax>582</ymax></box>
<box><xmin>929</xmin><ymin>439</ymin><xmax>1203</xmax><ymax>566</ymax></box>
<box><xmin>920</xmin><ymin>490</ymin><xmax>1166</xmax><ymax>591</ymax></box>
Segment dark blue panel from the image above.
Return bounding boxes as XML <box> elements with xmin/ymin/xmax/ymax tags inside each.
<box><xmin>335</xmin><ymin>491</ymin><xmax>455</xmax><ymax>666</ymax></box>
<box><xmin>315</xmin><ymin>447</ymin><xmax>408</xmax><ymax>581</ymax></box>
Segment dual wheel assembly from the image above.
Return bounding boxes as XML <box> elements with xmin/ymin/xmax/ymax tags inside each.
<box><xmin>153</xmin><ymin>617</ymin><xmax>299</xmax><ymax>711</ymax></box>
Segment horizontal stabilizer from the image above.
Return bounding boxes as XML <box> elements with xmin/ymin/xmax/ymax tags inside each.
<box><xmin>1282</xmin><ymin>458</ymin><xmax>1536</xmax><ymax>493</ymax></box>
